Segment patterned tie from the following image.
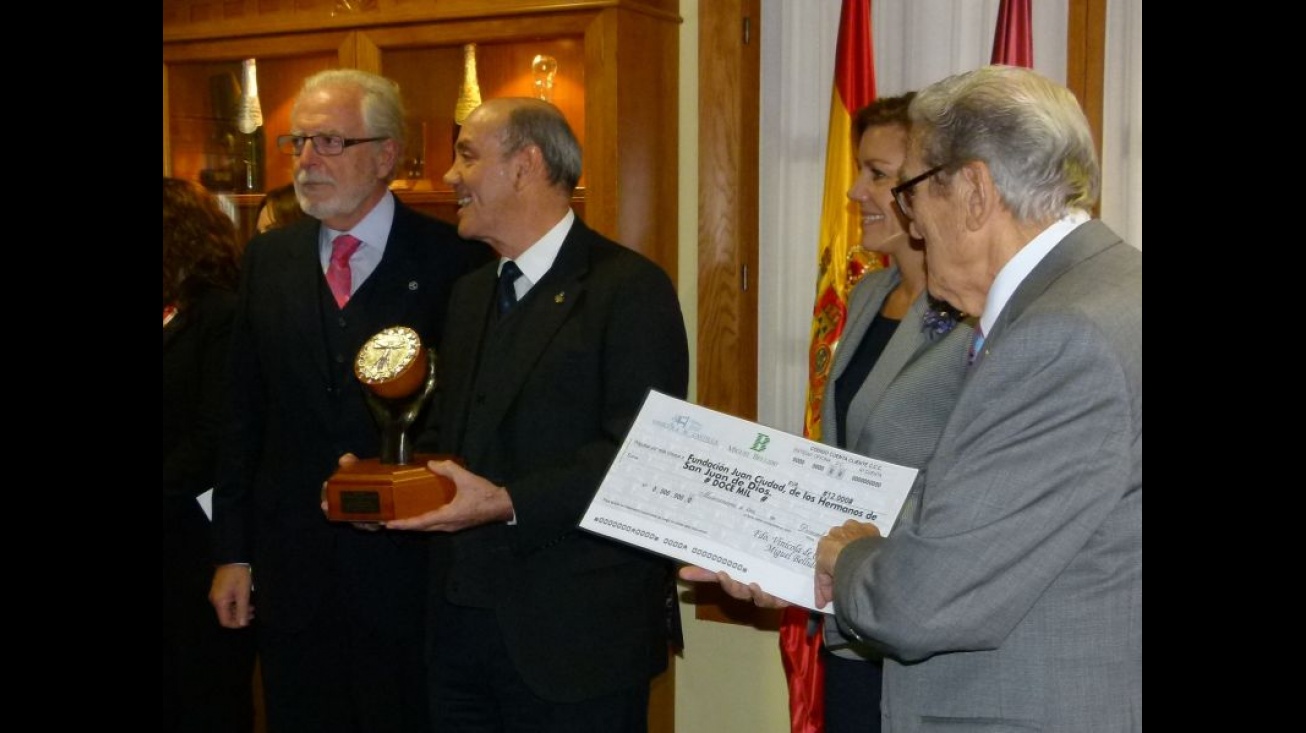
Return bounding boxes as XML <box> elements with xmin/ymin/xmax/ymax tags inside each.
<box><xmin>327</xmin><ymin>234</ymin><xmax>362</xmax><ymax>308</ymax></box>
<box><xmin>497</xmin><ymin>261</ymin><xmax>523</xmax><ymax>315</ymax></box>
<box><xmin>968</xmin><ymin>326</ymin><xmax>986</xmax><ymax>366</ymax></box>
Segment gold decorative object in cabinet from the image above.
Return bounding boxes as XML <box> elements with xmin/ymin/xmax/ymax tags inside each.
<box><xmin>163</xmin><ymin>0</ymin><xmax>682</xmax><ymax>284</ymax></box>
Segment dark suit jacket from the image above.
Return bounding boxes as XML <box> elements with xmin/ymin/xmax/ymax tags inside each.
<box><xmin>834</xmin><ymin>221</ymin><xmax>1142</xmax><ymax>732</ymax></box>
<box><xmin>164</xmin><ymin>284</ymin><xmax>237</xmax><ymax>616</ymax></box>
<box><xmin>418</xmin><ymin>217</ymin><xmax>689</xmax><ymax>702</ymax></box>
<box><xmin>212</xmin><ymin>199</ymin><xmax>489</xmax><ymax>635</ymax></box>
<box><xmin>164</xmin><ymin>282</ymin><xmax>256</xmax><ymax>731</ymax></box>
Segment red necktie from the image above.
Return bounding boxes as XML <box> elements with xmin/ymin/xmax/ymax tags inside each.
<box><xmin>328</xmin><ymin>234</ymin><xmax>362</xmax><ymax>308</ymax></box>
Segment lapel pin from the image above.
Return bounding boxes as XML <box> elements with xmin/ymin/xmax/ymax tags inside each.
<box><xmin>408</xmin><ymin>281</ymin><xmax>419</xmax><ymax>290</ymax></box>
<box><xmin>555</xmin><ymin>292</ymin><xmax>566</xmax><ymax>304</ymax></box>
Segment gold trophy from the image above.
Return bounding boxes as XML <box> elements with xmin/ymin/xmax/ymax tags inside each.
<box><xmin>324</xmin><ymin>326</ymin><xmax>456</xmax><ymax>522</ymax></box>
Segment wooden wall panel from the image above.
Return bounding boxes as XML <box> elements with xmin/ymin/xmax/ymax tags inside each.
<box><xmin>582</xmin><ymin>10</ymin><xmax>619</xmax><ymax>247</ymax></box>
<box><xmin>1067</xmin><ymin>0</ymin><xmax>1106</xmax><ymax>168</ymax></box>
<box><xmin>614</xmin><ymin>6</ymin><xmax>679</xmax><ymax>279</ymax></box>
<box><xmin>694</xmin><ymin>0</ymin><xmax>777</xmax><ymax>629</ymax></box>
<box><xmin>696</xmin><ymin>0</ymin><xmax>757</xmax><ymax>420</ymax></box>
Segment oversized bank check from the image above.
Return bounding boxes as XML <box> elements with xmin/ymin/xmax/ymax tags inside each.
<box><xmin>581</xmin><ymin>390</ymin><xmax>918</xmax><ymax>611</ymax></box>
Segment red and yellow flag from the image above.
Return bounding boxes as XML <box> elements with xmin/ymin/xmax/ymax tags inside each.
<box><xmin>785</xmin><ymin>4</ymin><xmax>877</xmax><ymax>733</ymax></box>
<box><xmin>802</xmin><ymin>0</ymin><xmax>877</xmax><ymax>444</ymax></box>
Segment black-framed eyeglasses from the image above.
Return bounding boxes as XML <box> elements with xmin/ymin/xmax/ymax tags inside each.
<box><xmin>276</xmin><ymin>134</ymin><xmax>388</xmax><ymax>156</ymax></box>
<box><xmin>891</xmin><ymin>165</ymin><xmax>945</xmax><ymax>219</ymax></box>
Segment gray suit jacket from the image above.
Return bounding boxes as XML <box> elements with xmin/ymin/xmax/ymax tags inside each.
<box><xmin>833</xmin><ymin>221</ymin><xmax>1143</xmax><ymax>732</ymax></box>
<box><xmin>819</xmin><ymin>266</ymin><xmax>972</xmax><ymax>658</ymax></box>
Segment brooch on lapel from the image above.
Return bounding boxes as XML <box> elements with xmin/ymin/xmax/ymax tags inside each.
<box><xmin>408</xmin><ymin>281</ymin><xmax>419</xmax><ymax>291</ymax></box>
<box><xmin>554</xmin><ymin>292</ymin><xmax>566</xmax><ymax>304</ymax></box>
<box><xmin>921</xmin><ymin>295</ymin><xmax>965</xmax><ymax>340</ymax></box>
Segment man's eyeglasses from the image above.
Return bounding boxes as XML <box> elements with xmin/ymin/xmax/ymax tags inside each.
<box><xmin>891</xmin><ymin>165</ymin><xmax>945</xmax><ymax>219</ymax></box>
<box><xmin>276</xmin><ymin>134</ymin><xmax>388</xmax><ymax>156</ymax></box>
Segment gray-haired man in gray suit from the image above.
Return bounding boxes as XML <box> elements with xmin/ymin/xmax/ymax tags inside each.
<box><xmin>814</xmin><ymin>65</ymin><xmax>1141</xmax><ymax>732</ymax></box>
<box><xmin>683</xmin><ymin>65</ymin><xmax>1140</xmax><ymax>731</ymax></box>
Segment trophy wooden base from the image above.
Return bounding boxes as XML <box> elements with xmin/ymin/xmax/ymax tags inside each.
<box><xmin>325</xmin><ymin>454</ymin><xmax>457</xmax><ymax>522</ymax></box>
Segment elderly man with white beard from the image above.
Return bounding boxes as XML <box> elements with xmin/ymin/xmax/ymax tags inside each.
<box><xmin>209</xmin><ymin>69</ymin><xmax>489</xmax><ymax>733</ymax></box>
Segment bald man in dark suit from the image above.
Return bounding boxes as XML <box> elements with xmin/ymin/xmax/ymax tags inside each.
<box><xmin>390</xmin><ymin>98</ymin><xmax>688</xmax><ymax>733</ymax></box>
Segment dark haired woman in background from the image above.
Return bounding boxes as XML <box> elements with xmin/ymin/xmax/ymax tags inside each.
<box><xmin>163</xmin><ymin>177</ymin><xmax>255</xmax><ymax>732</ymax></box>
<box><xmin>252</xmin><ymin>182</ymin><xmax>307</xmax><ymax>234</ymax></box>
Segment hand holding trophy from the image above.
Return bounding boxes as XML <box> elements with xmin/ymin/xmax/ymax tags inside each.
<box><xmin>325</xmin><ymin>326</ymin><xmax>457</xmax><ymax>522</ymax></box>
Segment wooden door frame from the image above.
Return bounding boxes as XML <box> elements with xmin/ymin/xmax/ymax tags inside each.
<box><xmin>692</xmin><ymin>0</ymin><xmax>776</xmax><ymax>628</ymax></box>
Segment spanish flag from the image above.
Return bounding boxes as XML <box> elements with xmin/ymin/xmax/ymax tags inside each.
<box><xmin>801</xmin><ymin>0</ymin><xmax>878</xmax><ymax>445</ymax></box>
<box><xmin>784</xmin><ymin>3</ymin><xmax>877</xmax><ymax>732</ymax></box>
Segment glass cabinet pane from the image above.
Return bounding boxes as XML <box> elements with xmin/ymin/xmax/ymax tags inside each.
<box><xmin>167</xmin><ymin>53</ymin><xmax>339</xmax><ymax>195</ymax></box>
<box><xmin>381</xmin><ymin>37</ymin><xmax>586</xmax><ymax>191</ymax></box>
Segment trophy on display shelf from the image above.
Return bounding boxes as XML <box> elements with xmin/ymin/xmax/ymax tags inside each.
<box><xmin>451</xmin><ymin>43</ymin><xmax>482</xmax><ymax>150</ymax></box>
<box><xmin>324</xmin><ymin>326</ymin><xmax>457</xmax><ymax>522</ymax></box>
<box><xmin>233</xmin><ymin>58</ymin><xmax>265</xmax><ymax>193</ymax></box>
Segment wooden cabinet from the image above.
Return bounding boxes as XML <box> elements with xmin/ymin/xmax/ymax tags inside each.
<box><xmin>163</xmin><ymin>0</ymin><xmax>681</xmax><ymax>279</ymax></box>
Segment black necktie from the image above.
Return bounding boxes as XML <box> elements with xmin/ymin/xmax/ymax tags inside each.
<box><xmin>496</xmin><ymin>261</ymin><xmax>523</xmax><ymax>315</ymax></box>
